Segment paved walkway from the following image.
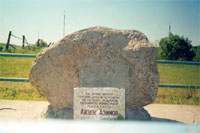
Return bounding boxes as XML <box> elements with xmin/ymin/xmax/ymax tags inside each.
<box><xmin>0</xmin><ymin>100</ymin><xmax>199</xmax><ymax>124</ymax></box>
<box><xmin>144</xmin><ymin>104</ymin><xmax>200</xmax><ymax>124</ymax></box>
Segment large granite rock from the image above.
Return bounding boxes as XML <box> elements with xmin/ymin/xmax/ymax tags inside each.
<box><xmin>29</xmin><ymin>26</ymin><xmax>159</xmax><ymax>119</ymax></box>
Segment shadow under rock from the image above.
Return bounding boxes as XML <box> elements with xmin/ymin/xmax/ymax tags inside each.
<box><xmin>151</xmin><ymin>117</ymin><xmax>184</xmax><ymax>124</ymax></box>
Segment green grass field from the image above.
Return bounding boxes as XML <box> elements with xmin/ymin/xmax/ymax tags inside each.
<box><xmin>159</xmin><ymin>64</ymin><xmax>200</xmax><ymax>86</ymax></box>
<box><xmin>0</xmin><ymin>44</ymin><xmax>46</xmax><ymax>100</ymax></box>
<box><xmin>157</xmin><ymin>64</ymin><xmax>200</xmax><ymax>105</ymax></box>
<box><xmin>0</xmin><ymin>44</ymin><xmax>200</xmax><ymax>104</ymax></box>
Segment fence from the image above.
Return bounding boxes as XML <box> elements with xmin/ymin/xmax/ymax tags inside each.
<box><xmin>5</xmin><ymin>31</ymin><xmax>34</xmax><ymax>50</ymax></box>
<box><xmin>0</xmin><ymin>53</ymin><xmax>200</xmax><ymax>89</ymax></box>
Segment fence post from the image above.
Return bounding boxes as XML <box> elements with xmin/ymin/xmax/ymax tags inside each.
<box><xmin>22</xmin><ymin>35</ymin><xmax>25</xmax><ymax>48</ymax></box>
<box><xmin>6</xmin><ymin>31</ymin><xmax>12</xmax><ymax>50</ymax></box>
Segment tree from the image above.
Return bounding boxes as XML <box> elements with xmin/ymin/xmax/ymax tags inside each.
<box><xmin>159</xmin><ymin>33</ymin><xmax>195</xmax><ymax>61</ymax></box>
<box><xmin>40</xmin><ymin>39</ymin><xmax>48</xmax><ymax>47</ymax></box>
<box><xmin>36</xmin><ymin>39</ymin><xmax>48</xmax><ymax>47</ymax></box>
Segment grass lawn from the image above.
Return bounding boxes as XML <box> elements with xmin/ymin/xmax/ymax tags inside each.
<box><xmin>156</xmin><ymin>87</ymin><xmax>199</xmax><ymax>105</ymax></box>
<box><xmin>159</xmin><ymin>64</ymin><xmax>200</xmax><ymax>86</ymax></box>
<box><xmin>156</xmin><ymin>63</ymin><xmax>200</xmax><ymax>105</ymax></box>
<box><xmin>0</xmin><ymin>57</ymin><xmax>34</xmax><ymax>78</ymax></box>
<box><xmin>0</xmin><ymin>81</ymin><xmax>46</xmax><ymax>101</ymax></box>
<box><xmin>0</xmin><ymin>44</ymin><xmax>46</xmax><ymax>100</ymax></box>
<box><xmin>0</xmin><ymin>44</ymin><xmax>199</xmax><ymax>104</ymax></box>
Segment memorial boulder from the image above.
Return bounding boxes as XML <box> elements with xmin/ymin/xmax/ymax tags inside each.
<box><xmin>29</xmin><ymin>26</ymin><xmax>159</xmax><ymax>120</ymax></box>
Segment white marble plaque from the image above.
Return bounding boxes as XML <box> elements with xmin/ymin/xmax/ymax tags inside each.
<box><xmin>74</xmin><ymin>87</ymin><xmax>125</xmax><ymax>120</ymax></box>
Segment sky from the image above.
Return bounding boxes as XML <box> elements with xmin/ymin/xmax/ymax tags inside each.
<box><xmin>0</xmin><ymin>0</ymin><xmax>199</xmax><ymax>46</ymax></box>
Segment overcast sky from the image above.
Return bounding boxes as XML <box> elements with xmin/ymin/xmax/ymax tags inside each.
<box><xmin>0</xmin><ymin>0</ymin><xmax>199</xmax><ymax>46</ymax></box>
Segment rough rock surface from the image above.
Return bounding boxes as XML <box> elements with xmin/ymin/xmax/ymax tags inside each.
<box><xmin>29</xmin><ymin>26</ymin><xmax>159</xmax><ymax>119</ymax></box>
